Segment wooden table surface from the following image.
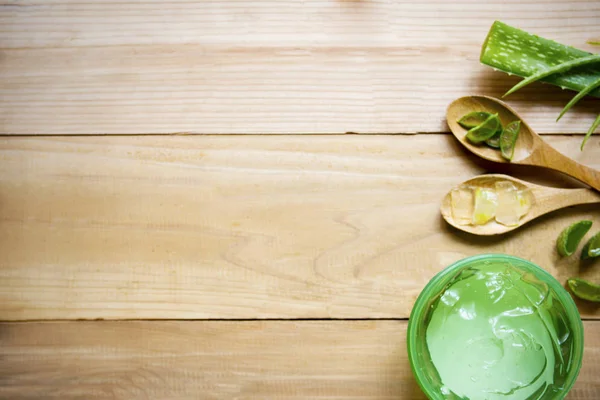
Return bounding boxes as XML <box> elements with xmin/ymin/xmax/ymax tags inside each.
<box><xmin>1</xmin><ymin>1</ymin><xmax>600</xmax><ymax>398</ymax></box>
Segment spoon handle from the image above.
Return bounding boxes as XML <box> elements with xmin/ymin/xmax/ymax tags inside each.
<box><xmin>527</xmin><ymin>144</ymin><xmax>600</xmax><ymax>191</ymax></box>
<box><xmin>533</xmin><ymin>187</ymin><xmax>600</xmax><ymax>216</ymax></box>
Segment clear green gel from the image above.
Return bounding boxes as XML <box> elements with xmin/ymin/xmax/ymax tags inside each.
<box><xmin>425</xmin><ymin>262</ymin><xmax>573</xmax><ymax>399</ymax></box>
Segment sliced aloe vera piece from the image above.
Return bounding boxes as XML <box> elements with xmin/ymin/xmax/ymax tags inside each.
<box><xmin>458</xmin><ymin>112</ymin><xmax>492</xmax><ymax>129</ymax></box>
<box><xmin>480</xmin><ymin>21</ymin><xmax>600</xmax><ymax>98</ymax></box>
<box><xmin>500</xmin><ymin>121</ymin><xmax>520</xmax><ymax>161</ymax></box>
<box><xmin>581</xmin><ymin>114</ymin><xmax>600</xmax><ymax>151</ymax></box>
<box><xmin>466</xmin><ymin>113</ymin><xmax>500</xmax><ymax>144</ymax></box>
<box><xmin>485</xmin><ymin>126</ymin><xmax>503</xmax><ymax>149</ymax></box>
<box><xmin>472</xmin><ymin>187</ymin><xmax>498</xmax><ymax>225</ymax></box>
<box><xmin>568</xmin><ymin>278</ymin><xmax>600</xmax><ymax>302</ymax></box>
<box><xmin>557</xmin><ymin>76</ymin><xmax>600</xmax><ymax>121</ymax></box>
<box><xmin>581</xmin><ymin>231</ymin><xmax>600</xmax><ymax>260</ymax></box>
<box><xmin>458</xmin><ymin>111</ymin><xmax>503</xmax><ymax>148</ymax></box>
<box><xmin>556</xmin><ymin>220</ymin><xmax>593</xmax><ymax>257</ymax></box>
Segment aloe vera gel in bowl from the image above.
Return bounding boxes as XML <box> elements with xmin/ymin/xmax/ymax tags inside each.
<box><xmin>408</xmin><ymin>255</ymin><xmax>583</xmax><ymax>399</ymax></box>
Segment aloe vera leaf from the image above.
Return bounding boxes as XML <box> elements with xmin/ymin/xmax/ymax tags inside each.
<box><xmin>480</xmin><ymin>21</ymin><xmax>600</xmax><ymax>98</ymax></box>
<box><xmin>504</xmin><ymin>55</ymin><xmax>600</xmax><ymax>97</ymax></box>
<box><xmin>557</xmin><ymin>77</ymin><xmax>600</xmax><ymax>121</ymax></box>
<box><xmin>581</xmin><ymin>114</ymin><xmax>600</xmax><ymax>151</ymax></box>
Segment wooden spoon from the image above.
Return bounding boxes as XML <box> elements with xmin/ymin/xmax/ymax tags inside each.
<box><xmin>447</xmin><ymin>95</ymin><xmax>600</xmax><ymax>191</ymax></box>
<box><xmin>441</xmin><ymin>174</ymin><xmax>600</xmax><ymax>235</ymax></box>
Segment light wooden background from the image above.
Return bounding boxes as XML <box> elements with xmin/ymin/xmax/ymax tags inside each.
<box><xmin>1</xmin><ymin>1</ymin><xmax>600</xmax><ymax>399</ymax></box>
<box><xmin>1</xmin><ymin>0</ymin><xmax>599</xmax><ymax>134</ymax></box>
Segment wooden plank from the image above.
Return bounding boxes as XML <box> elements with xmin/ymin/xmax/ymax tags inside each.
<box><xmin>0</xmin><ymin>320</ymin><xmax>599</xmax><ymax>399</ymax></box>
<box><xmin>0</xmin><ymin>135</ymin><xmax>599</xmax><ymax>320</ymax></box>
<box><xmin>1</xmin><ymin>0</ymin><xmax>599</xmax><ymax>134</ymax></box>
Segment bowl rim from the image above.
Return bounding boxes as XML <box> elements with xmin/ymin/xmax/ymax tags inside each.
<box><xmin>406</xmin><ymin>253</ymin><xmax>584</xmax><ymax>400</ymax></box>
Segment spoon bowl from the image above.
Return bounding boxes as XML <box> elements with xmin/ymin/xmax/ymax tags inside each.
<box><xmin>441</xmin><ymin>174</ymin><xmax>600</xmax><ymax>235</ymax></box>
<box><xmin>447</xmin><ymin>96</ymin><xmax>600</xmax><ymax>191</ymax></box>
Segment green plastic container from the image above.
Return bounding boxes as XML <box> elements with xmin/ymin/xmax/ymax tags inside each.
<box><xmin>407</xmin><ymin>254</ymin><xmax>584</xmax><ymax>400</ymax></box>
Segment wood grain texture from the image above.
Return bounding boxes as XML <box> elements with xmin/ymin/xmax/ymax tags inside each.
<box><xmin>1</xmin><ymin>0</ymin><xmax>599</xmax><ymax>134</ymax></box>
<box><xmin>1</xmin><ymin>135</ymin><xmax>599</xmax><ymax>320</ymax></box>
<box><xmin>1</xmin><ymin>320</ymin><xmax>599</xmax><ymax>399</ymax></box>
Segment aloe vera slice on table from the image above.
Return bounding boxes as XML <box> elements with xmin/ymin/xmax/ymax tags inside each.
<box><xmin>581</xmin><ymin>231</ymin><xmax>600</xmax><ymax>260</ymax></box>
<box><xmin>480</xmin><ymin>21</ymin><xmax>600</xmax><ymax>98</ymax></box>
<box><xmin>568</xmin><ymin>278</ymin><xmax>600</xmax><ymax>302</ymax></box>
<box><xmin>556</xmin><ymin>220</ymin><xmax>593</xmax><ymax>257</ymax></box>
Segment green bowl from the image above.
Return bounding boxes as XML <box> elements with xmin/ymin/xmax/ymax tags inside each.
<box><xmin>407</xmin><ymin>254</ymin><xmax>583</xmax><ymax>400</ymax></box>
